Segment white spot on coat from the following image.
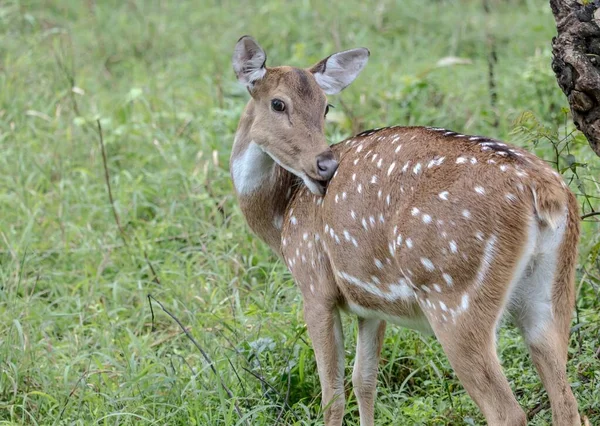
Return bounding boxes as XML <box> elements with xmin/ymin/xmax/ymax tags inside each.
<box><xmin>420</xmin><ymin>257</ymin><xmax>435</xmax><ymax>271</ymax></box>
<box><xmin>449</xmin><ymin>240</ymin><xmax>458</xmax><ymax>253</ymax></box>
<box><xmin>337</xmin><ymin>271</ymin><xmax>414</xmax><ymax>301</ymax></box>
<box><xmin>474</xmin><ymin>235</ymin><xmax>497</xmax><ymax>288</ymax></box>
<box><xmin>442</xmin><ymin>273</ymin><xmax>453</xmax><ymax>286</ymax></box>
<box><xmin>387</xmin><ymin>162</ymin><xmax>396</xmax><ymax>176</ymax></box>
<box><xmin>427</xmin><ymin>156</ymin><xmax>445</xmax><ymax>168</ymax></box>
<box><xmin>461</xmin><ymin>293</ymin><xmax>469</xmax><ymax>311</ymax></box>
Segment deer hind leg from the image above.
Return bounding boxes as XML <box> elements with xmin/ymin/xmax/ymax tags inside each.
<box><xmin>303</xmin><ymin>303</ymin><xmax>346</xmax><ymax>426</ymax></box>
<box><xmin>352</xmin><ymin>318</ymin><xmax>386</xmax><ymax>426</ymax></box>
<box><xmin>422</xmin><ymin>230</ymin><xmax>537</xmax><ymax>425</ymax></box>
<box><xmin>430</xmin><ymin>312</ymin><xmax>527</xmax><ymax>426</ymax></box>
<box><xmin>510</xmin><ymin>213</ymin><xmax>580</xmax><ymax>426</ymax></box>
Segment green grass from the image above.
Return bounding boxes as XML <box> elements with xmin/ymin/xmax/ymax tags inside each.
<box><xmin>1</xmin><ymin>0</ymin><xmax>599</xmax><ymax>424</ymax></box>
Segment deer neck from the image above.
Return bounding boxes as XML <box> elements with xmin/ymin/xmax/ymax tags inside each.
<box><xmin>230</xmin><ymin>102</ymin><xmax>298</xmax><ymax>255</ymax></box>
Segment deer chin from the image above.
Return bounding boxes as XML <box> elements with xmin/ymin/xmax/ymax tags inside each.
<box><xmin>262</xmin><ymin>148</ymin><xmax>329</xmax><ymax>196</ymax></box>
<box><xmin>303</xmin><ymin>175</ymin><xmax>328</xmax><ymax>196</ymax></box>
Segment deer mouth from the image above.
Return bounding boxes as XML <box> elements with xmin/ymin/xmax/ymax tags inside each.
<box><xmin>304</xmin><ymin>176</ymin><xmax>329</xmax><ymax>196</ymax></box>
<box><xmin>260</xmin><ymin>148</ymin><xmax>330</xmax><ymax>196</ymax></box>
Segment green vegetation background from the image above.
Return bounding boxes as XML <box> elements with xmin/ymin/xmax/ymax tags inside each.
<box><xmin>0</xmin><ymin>0</ymin><xmax>598</xmax><ymax>424</ymax></box>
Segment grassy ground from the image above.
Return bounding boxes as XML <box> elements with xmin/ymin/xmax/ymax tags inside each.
<box><xmin>1</xmin><ymin>0</ymin><xmax>599</xmax><ymax>424</ymax></box>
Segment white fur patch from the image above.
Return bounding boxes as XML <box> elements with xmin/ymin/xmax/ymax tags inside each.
<box><xmin>510</xmin><ymin>211</ymin><xmax>568</xmax><ymax>344</ymax></box>
<box><xmin>346</xmin><ymin>303</ymin><xmax>433</xmax><ymax>335</ymax></box>
<box><xmin>474</xmin><ymin>234</ymin><xmax>497</xmax><ymax>288</ymax></box>
<box><xmin>337</xmin><ymin>271</ymin><xmax>414</xmax><ymax>301</ymax></box>
<box><xmin>231</xmin><ymin>141</ymin><xmax>273</xmax><ymax>195</ymax></box>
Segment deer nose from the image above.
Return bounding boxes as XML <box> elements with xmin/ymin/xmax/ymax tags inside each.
<box><xmin>316</xmin><ymin>151</ymin><xmax>338</xmax><ymax>181</ymax></box>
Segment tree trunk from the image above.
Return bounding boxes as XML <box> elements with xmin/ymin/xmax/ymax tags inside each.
<box><xmin>550</xmin><ymin>0</ymin><xmax>600</xmax><ymax>157</ymax></box>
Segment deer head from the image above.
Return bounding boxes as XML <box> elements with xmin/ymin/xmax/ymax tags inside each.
<box><xmin>232</xmin><ymin>36</ymin><xmax>369</xmax><ymax>195</ymax></box>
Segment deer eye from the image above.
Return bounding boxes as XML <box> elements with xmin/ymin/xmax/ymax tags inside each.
<box><xmin>271</xmin><ymin>99</ymin><xmax>286</xmax><ymax>112</ymax></box>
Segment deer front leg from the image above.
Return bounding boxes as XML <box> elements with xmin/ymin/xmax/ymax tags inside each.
<box><xmin>304</xmin><ymin>303</ymin><xmax>346</xmax><ymax>426</ymax></box>
<box><xmin>352</xmin><ymin>318</ymin><xmax>386</xmax><ymax>426</ymax></box>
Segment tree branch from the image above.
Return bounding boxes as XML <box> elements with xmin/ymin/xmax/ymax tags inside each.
<box><xmin>581</xmin><ymin>210</ymin><xmax>600</xmax><ymax>220</ymax></box>
<box><xmin>550</xmin><ymin>0</ymin><xmax>600</xmax><ymax>157</ymax></box>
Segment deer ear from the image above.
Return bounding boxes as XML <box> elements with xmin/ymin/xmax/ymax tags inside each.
<box><xmin>309</xmin><ymin>48</ymin><xmax>370</xmax><ymax>95</ymax></box>
<box><xmin>232</xmin><ymin>36</ymin><xmax>267</xmax><ymax>88</ymax></box>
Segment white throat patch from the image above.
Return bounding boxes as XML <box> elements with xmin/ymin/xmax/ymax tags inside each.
<box><xmin>232</xmin><ymin>141</ymin><xmax>274</xmax><ymax>195</ymax></box>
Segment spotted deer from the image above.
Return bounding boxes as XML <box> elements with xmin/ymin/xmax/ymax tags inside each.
<box><xmin>230</xmin><ymin>36</ymin><xmax>582</xmax><ymax>426</ymax></box>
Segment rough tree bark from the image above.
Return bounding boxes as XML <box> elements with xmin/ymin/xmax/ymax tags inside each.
<box><xmin>550</xmin><ymin>0</ymin><xmax>600</xmax><ymax>157</ymax></box>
